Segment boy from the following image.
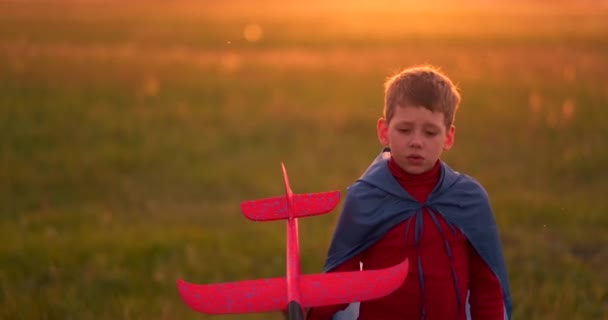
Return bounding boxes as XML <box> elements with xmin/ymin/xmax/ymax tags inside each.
<box><xmin>306</xmin><ymin>66</ymin><xmax>511</xmax><ymax>320</ymax></box>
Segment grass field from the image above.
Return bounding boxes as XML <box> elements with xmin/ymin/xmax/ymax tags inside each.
<box><xmin>1</xmin><ymin>1</ymin><xmax>607</xmax><ymax>319</ymax></box>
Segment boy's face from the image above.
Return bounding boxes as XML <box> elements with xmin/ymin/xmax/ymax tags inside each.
<box><xmin>377</xmin><ymin>105</ymin><xmax>455</xmax><ymax>174</ymax></box>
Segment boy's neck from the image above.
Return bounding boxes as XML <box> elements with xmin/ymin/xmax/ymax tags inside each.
<box><xmin>388</xmin><ymin>157</ymin><xmax>441</xmax><ymax>203</ymax></box>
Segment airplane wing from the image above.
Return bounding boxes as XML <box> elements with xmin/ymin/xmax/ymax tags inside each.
<box><xmin>177</xmin><ymin>277</ymin><xmax>287</xmax><ymax>314</ymax></box>
<box><xmin>241</xmin><ymin>191</ymin><xmax>340</xmax><ymax>221</ymax></box>
<box><xmin>177</xmin><ymin>259</ymin><xmax>408</xmax><ymax>314</ymax></box>
<box><xmin>300</xmin><ymin>258</ymin><xmax>409</xmax><ymax>307</ymax></box>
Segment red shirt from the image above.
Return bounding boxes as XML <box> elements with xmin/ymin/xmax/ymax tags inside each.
<box><xmin>307</xmin><ymin>159</ymin><xmax>504</xmax><ymax>320</ymax></box>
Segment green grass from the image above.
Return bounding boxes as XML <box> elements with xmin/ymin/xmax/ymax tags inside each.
<box><xmin>1</xmin><ymin>1</ymin><xmax>607</xmax><ymax>319</ymax></box>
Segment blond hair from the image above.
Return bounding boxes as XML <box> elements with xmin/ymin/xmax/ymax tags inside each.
<box><xmin>383</xmin><ymin>65</ymin><xmax>461</xmax><ymax>127</ymax></box>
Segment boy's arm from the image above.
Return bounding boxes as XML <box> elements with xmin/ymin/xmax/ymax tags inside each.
<box><xmin>305</xmin><ymin>253</ymin><xmax>362</xmax><ymax>320</ymax></box>
<box><xmin>468</xmin><ymin>241</ymin><xmax>505</xmax><ymax>320</ymax></box>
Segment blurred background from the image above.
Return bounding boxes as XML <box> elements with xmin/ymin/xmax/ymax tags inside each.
<box><xmin>1</xmin><ymin>0</ymin><xmax>607</xmax><ymax>319</ymax></box>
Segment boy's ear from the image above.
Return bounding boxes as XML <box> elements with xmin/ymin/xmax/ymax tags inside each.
<box><xmin>443</xmin><ymin>125</ymin><xmax>456</xmax><ymax>150</ymax></box>
<box><xmin>377</xmin><ymin>118</ymin><xmax>389</xmax><ymax>146</ymax></box>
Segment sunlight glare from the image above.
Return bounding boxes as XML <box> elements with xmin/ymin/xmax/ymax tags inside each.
<box><xmin>244</xmin><ymin>23</ymin><xmax>264</xmax><ymax>43</ymax></box>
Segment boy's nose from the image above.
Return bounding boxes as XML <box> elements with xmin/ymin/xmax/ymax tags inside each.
<box><xmin>409</xmin><ymin>134</ymin><xmax>423</xmax><ymax>148</ymax></box>
<box><xmin>409</xmin><ymin>138</ymin><xmax>422</xmax><ymax>148</ymax></box>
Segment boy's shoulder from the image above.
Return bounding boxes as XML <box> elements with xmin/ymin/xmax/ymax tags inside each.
<box><xmin>348</xmin><ymin>162</ymin><xmax>489</xmax><ymax>194</ymax></box>
<box><xmin>344</xmin><ymin>179</ymin><xmax>387</xmax><ymax>203</ymax></box>
<box><xmin>449</xmin><ymin>170</ymin><xmax>489</xmax><ymax>197</ymax></box>
<box><xmin>343</xmin><ymin>163</ymin><xmax>491</xmax><ymax>209</ymax></box>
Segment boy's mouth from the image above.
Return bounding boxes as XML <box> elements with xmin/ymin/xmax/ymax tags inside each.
<box><xmin>407</xmin><ymin>154</ymin><xmax>424</xmax><ymax>160</ymax></box>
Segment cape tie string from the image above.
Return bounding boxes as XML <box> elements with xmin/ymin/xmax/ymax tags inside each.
<box><xmin>427</xmin><ymin>207</ymin><xmax>463</xmax><ymax>313</ymax></box>
<box><xmin>405</xmin><ymin>209</ymin><xmax>427</xmax><ymax>320</ymax></box>
<box><xmin>405</xmin><ymin>205</ymin><xmax>463</xmax><ymax>320</ymax></box>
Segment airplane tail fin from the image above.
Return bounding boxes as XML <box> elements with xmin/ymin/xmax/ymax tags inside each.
<box><xmin>240</xmin><ymin>191</ymin><xmax>340</xmax><ymax>222</ymax></box>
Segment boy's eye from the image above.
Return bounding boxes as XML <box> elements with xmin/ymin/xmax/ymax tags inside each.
<box><xmin>425</xmin><ymin>131</ymin><xmax>438</xmax><ymax>136</ymax></box>
<box><xmin>397</xmin><ymin>128</ymin><xmax>411</xmax><ymax>133</ymax></box>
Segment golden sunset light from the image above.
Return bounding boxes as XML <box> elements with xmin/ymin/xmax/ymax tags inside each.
<box><xmin>1</xmin><ymin>0</ymin><xmax>607</xmax><ymax>319</ymax></box>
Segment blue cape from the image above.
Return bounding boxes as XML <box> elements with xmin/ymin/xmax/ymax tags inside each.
<box><xmin>324</xmin><ymin>150</ymin><xmax>512</xmax><ymax>319</ymax></box>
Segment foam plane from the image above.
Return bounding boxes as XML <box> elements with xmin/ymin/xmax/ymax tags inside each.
<box><xmin>177</xmin><ymin>163</ymin><xmax>409</xmax><ymax>319</ymax></box>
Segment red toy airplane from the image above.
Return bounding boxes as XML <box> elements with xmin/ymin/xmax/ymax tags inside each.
<box><xmin>177</xmin><ymin>163</ymin><xmax>409</xmax><ymax>319</ymax></box>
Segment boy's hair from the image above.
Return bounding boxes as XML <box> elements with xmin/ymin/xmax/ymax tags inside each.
<box><xmin>383</xmin><ymin>65</ymin><xmax>461</xmax><ymax>127</ymax></box>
